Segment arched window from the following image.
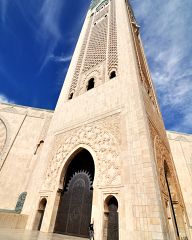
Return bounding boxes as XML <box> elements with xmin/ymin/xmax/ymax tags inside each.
<box><xmin>68</xmin><ymin>92</ymin><xmax>73</xmax><ymax>100</ymax></box>
<box><xmin>109</xmin><ymin>71</ymin><xmax>116</xmax><ymax>79</ymax></box>
<box><xmin>87</xmin><ymin>78</ymin><xmax>95</xmax><ymax>91</ymax></box>
<box><xmin>103</xmin><ymin>196</ymin><xmax>119</xmax><ymax>240</ymax></box>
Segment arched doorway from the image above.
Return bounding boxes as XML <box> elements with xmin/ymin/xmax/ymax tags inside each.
<box><xmin>104</xmin><ymin>196</ymin><xmax>119</xmax><ymax>240</ymax></box>
<box><xmin>33</xmin><ymin>198</ymin><xmax>47</xmax><ymax>231</ymax></box>
<box><xmin>54</xmin><ymin>148</ymin><xmax>95</xmax><ymax>238</ymax></box>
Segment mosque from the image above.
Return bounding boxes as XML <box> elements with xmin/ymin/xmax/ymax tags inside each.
<box><xmin>0</xmin><ymin>0</ymin><xmax>192</xmax><ymax>239</ymax></box>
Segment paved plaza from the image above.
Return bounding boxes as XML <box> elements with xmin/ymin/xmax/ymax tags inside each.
<box><xmin>0</xmin><ymin>229</ymin><xmax>86</xmax><ymax>240</ymax></box>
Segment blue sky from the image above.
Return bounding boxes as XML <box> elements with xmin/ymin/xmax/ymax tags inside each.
<box><xmin>0</xmin><ymin>0</ymin><xmax>192</xmax><ymax>134</ymax></box>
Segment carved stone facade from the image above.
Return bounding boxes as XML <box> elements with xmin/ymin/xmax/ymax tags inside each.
<box><xmin>69</xmin><ymin>0</ymin><xmax>118</xmax><ymax>99</ymax></box>
<box><xmin>44</xmin><ymin>114</ymin><xmax>121</xmax><ymax>190</ymax></box>
<box><xmin>0</xmin><ymin>0</ymin><xmax>192</xmax><ymax>239</ymax></box>
<box><xmin>149</xmin><ymin>122</ymin><xmax>188</xmax><ymax>238</ymax></box>
<box><xmin>108</xmin><ymin>0</ymin><xmax>118</xmax><ymax>75</ymax></box>
<box><xmin>150</xmin><ymin>123</ymin><xmax>182</xmax><ymax>203</ymax></box>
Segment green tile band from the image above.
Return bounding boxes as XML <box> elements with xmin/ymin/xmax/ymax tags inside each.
<box><xmin>90</xmin><ymin>0</ymin><xmax>107</xmax><ymax>10</ymax></box>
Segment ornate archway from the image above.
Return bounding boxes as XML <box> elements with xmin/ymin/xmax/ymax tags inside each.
<box><xmin>153</xmin><ymin>133</ymin><xmax>188</xmax><ymax>239</ymax></box>
<box><xmin>103</xmin><ymin>196</ymin><xmax>119</xmax><ymax>240</ymax></box>
<box><xmin>54</xmin><ymin>148</ymin><xmax>95</xmax><ymax>237</ymax></box>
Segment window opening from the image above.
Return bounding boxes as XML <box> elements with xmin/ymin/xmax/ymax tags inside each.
<box><xmin>87</xmin><ymin>78</ymin><xmax>95</xmax><ymax>91</ymax></box>
<box><xmin>37</xmin><ymin>198</ymin><xmax>47</xmax><ymax>231</ymax></box>
<box><xmin>110</xmin><ymin>71</ymin><xmax>116</xmax><ymax>79</ymax></box>
<box><xmin>68</xmin><ymin>92</ymin><xmax>73</xmax><ymax>100</ymax></box>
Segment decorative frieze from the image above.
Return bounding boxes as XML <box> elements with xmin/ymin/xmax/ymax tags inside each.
<box><xmin>43</xmin><ymin>114</ymin><xmax>121</xmax><ymax>190</ymax></box>
<box><xmin>82</xmin><ymin>16</ymin><xmax>108</xmax><ymax>73</ymax></box>
<box><xmin>149</xmin><ymin>122</ymin><xmax>183</xmax><ymax>206</ymax></box>
<box><xmin>69</xmin><ymin>18</ymin><xmax>93</xmax><ymax>97</ymax></box>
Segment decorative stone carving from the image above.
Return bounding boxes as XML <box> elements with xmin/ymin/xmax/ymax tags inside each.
<box><xmin>0</xmin><ymin>119</ymin><xmax>7</xmax><ymax>155</ymax></box>
<box><xmin>94</xmin><ymin>5</ymin><xmax>109</xmax><ymax>22</ymax></box>
<box><xmin>76</xmin><ymin>64</ymin><xmax>104</xmax><ymax>96</ymax></box>
<box><xmin>44</xmin><ymin>115</ymin><xmax>121</xmax><ymax>190</ymax></box>
<box><xmin>69</xmin><ymin>0</ymin><xmax>118</xmax><ymax>98</ymax></box>
<box><xmin>15</xmin><ymin>192</ymin><xmax>27</xmax><ymax>213</ymax></box>
<box><xmin>69</xmin><ymin>18</ymin><xmax>93</xmax><ymax>97</ymax></box>
<box><xmin>147</xmin><ymin>117</ymin><xmax>169</xmax><ymax>151</ymax></box>
<box><xmin>108</xmin><ymin>0</ymin><xmax>118</xmax><ymax>76</ymax></box>
<box><xmin>150</xmin><ymin>122</ymin><xmax>184</xmax><ymax>206</ymax></box>
<box><xmin>82</xmin><ymin>16</ymin><xmax>108</xmax><ymax>73</ymax></box>
<box><xmin>96</xmin><ymin>0</ymin><xmax>109</xmax><ymax>12</ymax></box>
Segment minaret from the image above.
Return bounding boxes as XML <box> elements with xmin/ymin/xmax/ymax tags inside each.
<box><xmin>25</xmin><ymin>0</ymin><xmax>191</xmax><ymax>239</ymax></box>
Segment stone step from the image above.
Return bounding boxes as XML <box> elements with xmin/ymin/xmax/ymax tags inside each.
<box><xmin>0</xmin><ymin>228</ymin><xmax>88</xmax><ymax>240</ymax></box>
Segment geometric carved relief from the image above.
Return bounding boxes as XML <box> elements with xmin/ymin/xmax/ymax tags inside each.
<box><xmin>69</xmin><ymin>18</ymin><xmax>93</xmax><ymax>97</ymax></box>
<box><xmin>108</xmin><ymin>0</ymin><xmax>118</xmax><ymax>75</ymax></box>
<box><xmin>69</xmin><ymin>0</ymin><xmax>118</xmax><ymax>99</ymax></box>
<box><xmin>82</xmin><ymin>16</ymin><xmax>108</xmax><ymax>73</ymax></box>
<box><xmin>150</xmin><ymin>122</ymin><xmax>183</xmax><ymax>205</ymax></box>
<box><xmin>143</xmin><ymin>91</ymin><xmax>169</xmax><ymax>149</ymax></box>
<box><xmin>43</xmin><ymin>114</ymin><xmax>121</xmax><ymax>190</ymax></box>
<box><xmin>0</xmin><ymin>119</ymin><xmax>7</xmax><ymax>155</ymax></box>
<box><xmin>76</xmin><ymin>63</ymin><xmax>105</xmax><ymax>95</ymax></box>
<box><xmin>153</xmin><ymin>133</ymin><xmax>188</xmax><ymax>238</ymax></box>
<box><xmin>154</xmin><ymin>135</ymin><xmax>171</xmax><ymax>197</ymax></box>
<box><xmin>129</xmin><ymin>0</ymin><xmax>159</xmax><ymax>115</ymax></box>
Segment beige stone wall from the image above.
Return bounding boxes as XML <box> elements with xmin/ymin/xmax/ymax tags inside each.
<box><xmin>167</xmin><ymin>131</ymin><xmax>192</xmax><ymax>228</ymax></box>
<box><xmin>0</xmin><ymin>103</ymin><xmax>53</xmax><ymax>210</ymax></box>
<box><xmin>0</xmin><ymin>0</ymin><xmax>191</xmax><ymax>239</ymax></box>
<box><xmin>25</xmin><ymin>1</ymin><xmax>176</xmax><ymax>239</ymax></box>
<box><xmin>0</xmin><ymin>212</ymin><xmax>28</xmax><ymax>229</ymax></box>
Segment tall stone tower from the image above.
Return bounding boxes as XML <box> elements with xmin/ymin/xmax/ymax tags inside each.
<box><xmin>25</xmin><ymin>0</ymin><xmax>191</xmax><ymax>239</ymax></box>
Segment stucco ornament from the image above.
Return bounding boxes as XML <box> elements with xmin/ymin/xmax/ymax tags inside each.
<box><xmin>151</xmin><ymin>124</ymin><xmax>183</xmax><ymax>205</ymax></box>
<box><xmin>44</xmin><ymin>118</ymin><xmax>121</xmax><ymax>190</ymax></box>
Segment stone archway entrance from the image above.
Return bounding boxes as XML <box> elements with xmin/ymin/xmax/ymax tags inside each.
<box><xmin>33</xmin><ymin>198</ymin><xmax>47</xmax><ymax>231</ymax></box>
<box><xmin>54</xmin><ymin>148</ymin><xmax>95</xmax><ymax>238</ymax></box>
<box><xmin>103</xmin><ymin>196</ymin><xmax>119</xmax><ymax>240</ymax></box>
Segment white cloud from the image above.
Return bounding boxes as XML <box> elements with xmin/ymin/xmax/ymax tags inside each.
<box><xmin>39</xmin><ymin>0</ymin><xmax>64</xmax><ymax>40</ymax></box>
<box><xmin>0</xmin><ymin>94</ymin><xmax>14</xmax><ymax>104</ymax></box>
<box><xmin>51</xmin><ymin>55</ymin><xmax>72</xmax><ymax>63</ymax></box>
<box><xmin>131</xmin><ymin>0</ymin><xmax>192</xmax><ymax>133</ymax></box>
<box><xmin>38</xmin><ymin>0</ymin><xmax>66</xmax><ymax>71</ymax></box>
<box><xmin>47</xmin><ymin>54</ymin><xmax>72</xmax><ymax>63</ymax></box>
<box><xmin>39</xmin><ymin>53</ymin><xmax>72</xmax><ymax>73</ymax></box>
